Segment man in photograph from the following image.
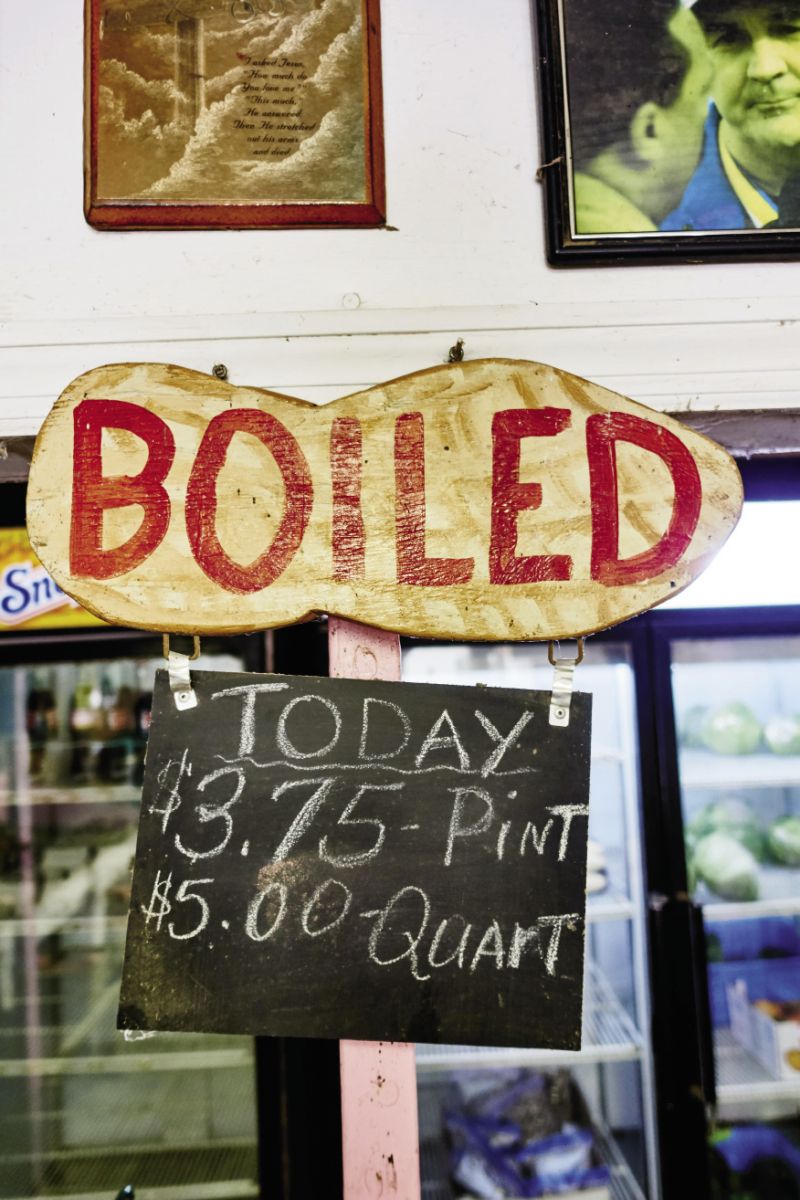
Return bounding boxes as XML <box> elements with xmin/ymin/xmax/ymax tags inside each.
<box><xmin>566</xmin><ymin>0</ymin><xmax>712</xmax><ymax>233</ymax></box>
<box><xmin>662</xmin><ymin>1</ymin><xmax>800</xmax><ymax>229</ymax></box>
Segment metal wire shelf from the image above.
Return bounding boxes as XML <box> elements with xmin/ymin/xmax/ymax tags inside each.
<box><xmin>415</xmin><ymin>961</ymin><xmax>642</xmax><ymax>1073</ymax></box>
<box><xmin>715</xmin><ymin>1027</ymin><xmax>800</xmax><ymax>1106</ymax></box>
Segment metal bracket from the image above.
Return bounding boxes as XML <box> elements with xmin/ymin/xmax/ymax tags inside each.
<box><xmin>548</xmin><ymin>638</ymin><xmax>584</xmax><ymax>728</ymax></box>
<box><xmin>163</xmin><ymin>635</ymin><xmax>200</xmax><ymax>711</ymax></box>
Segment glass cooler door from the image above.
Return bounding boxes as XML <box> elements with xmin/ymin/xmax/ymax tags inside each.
<box><xmin>402</xmin><ymin>640</ymin><xmax>659</xmax><ymax>1199</ymax></box>
<box><xmin>671</xmin><ymin>632</ymin><xmax>800</xmax><ymax>1199</ymax></box>
<box><xmin>0</xmin><ymin>642</ymin><xmax>260</xmax><ymax>1200</ymax></box>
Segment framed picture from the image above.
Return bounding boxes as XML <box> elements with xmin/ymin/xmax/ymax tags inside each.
<box><xmin>85</xmin><ymin>0</ymin><xmax>385</xmax><ymax>230</ymax></box>
<box><xmin>535</xmin><ymin>0</ymin><xmax>800</xmax><ymax>265</ymax></box>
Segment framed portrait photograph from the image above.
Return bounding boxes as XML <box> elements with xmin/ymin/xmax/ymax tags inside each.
<box><xmin>85</xmin><ymin>0</ymin><xmax>385</xmax><ymax>230</ymax></box>
<box><xmin>535</xmin><ymin>0</ymin><xmax>800</xmax><ymax>265</ymax></box>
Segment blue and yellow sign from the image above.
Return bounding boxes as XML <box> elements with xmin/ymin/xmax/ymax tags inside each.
<box><xmin>0</xmin><ymin>529</ymin><xmax>106</xmax><ymax>631</ymax></box>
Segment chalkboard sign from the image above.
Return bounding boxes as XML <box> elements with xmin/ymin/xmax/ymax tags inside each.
<box><xmin>118</xmin><ymin>670</ymin><xmax>592</xmax><ymax>1049</ymax></box>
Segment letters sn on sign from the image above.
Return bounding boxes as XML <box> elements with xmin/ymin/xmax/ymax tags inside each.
<box><xmin>26</xmin><ymin>359</ymin><xmax>743</xmax><ymax>641</ymax></box>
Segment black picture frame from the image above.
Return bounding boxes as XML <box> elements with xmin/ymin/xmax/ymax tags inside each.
<box><xmin>534</xmin><ymin>0</ymin><xmax>800</xmax><ymax>267</ymax></box>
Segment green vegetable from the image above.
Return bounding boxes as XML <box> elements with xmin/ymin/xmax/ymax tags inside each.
<box><xmin>767</xmin><ymin>816</ymin><xmax>800</xmax><ymax>867</ymax></box>
<box><xmin>706</xmin><ymin>933</ymin><xmax>723</xmax><ymax>963</ymax></box>
<box><xmin>730</xmin><ymin>825</ymin><xmax>768</xmax><ymax>861</ymax></box>
<box><xmin>686</xmin><ymin>798</ymin><xmax>767</xmax><ymax>861</ymax></box>
<box><xmin>693</xmin><ymin>832</ymin><xmax>760</xmax><ymax>901</ymax></box>
<box><xmin>764</xmin><ymin>715</ymin><xmax>800</xmax><ymax>757</ymax></box>
<box><xmin>681</xmin><ymin>705</ymin><xmax>710</xmax><ymax>749</ymax></box>
<box><xmin>701</xmin><ymin>703</ymin><xmax>762</xmax><ymax>756</ymax></box>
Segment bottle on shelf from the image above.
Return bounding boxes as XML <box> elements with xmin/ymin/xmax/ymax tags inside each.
<box><xmin>26</xmin><ymin>668</ymin><xmax>58</xmax><ymax>781</ymax></box>
<box><xmin>97</xmin><ymin>668</ymin><xmax>137</xmax><ymax>783</ymax></box>
<box><xmin>68</xmin><ymin>665</ymin><xmax>104</xmax><ymax>784</ymax></box>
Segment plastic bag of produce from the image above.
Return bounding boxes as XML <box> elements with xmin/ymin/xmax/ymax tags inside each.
<box><xmin>694</xmin><ymin>832</ymin><xmax>760</xmax><ymax>901</ymax></box>
<box><xmin>446</xmin><ymin>1070</ymin><xmax>610</xmax><ymax>1197</ymax></box>
<box><xmin>448</xmin><ymin>1111</ymin><xmax>532</xmax><ymax>1198</ymax></box>
<box><xmin>515</xmin><ymin>1124</ymin><xmax>596</xmax><ymax>1190</ymax></box>
<box><xmin>764</xmin><ymin>715</ymin><xmax>800</xmax><ymax>757</ymax></box>
<box><xmin>767</xmin><ymin>817</ymin><xmax>800</xmax><ymax>867</ymax></box>
<box><xmin>701</xmin><ymin>703</ymin><xmax>762</xmax><ymax>756</ymax></box>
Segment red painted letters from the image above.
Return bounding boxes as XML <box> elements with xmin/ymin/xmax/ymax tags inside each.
<box><xmin>587</xmin><ymin>412</ymin><xmax>702</xmax><ymax>586</ymax></box>
<box><xmin>330</xmin><ymin>417</ymin><xmax>365</xmax><ymax>581</ymax></box>
<box><xmin>394</xmin><ymin>413</ymin><xmax>474</xmax><ymax>586</ymax></box>
<box><xmin>68</xmin><ymin>399</ymin><xmax>708</xmax><ymax>600</ymax></box>
<box><xmin>185</xmin><ymin>410</ymin><xmax>313</xmax><ymax>593</ymax></box>
<box><xmin>489</xmin><ymin>408</ymin><xmax>573</xmax><ymax>584</ymax></box>
<box><xmin>70</xmin><ymin>399</ymin><xmax>175</xmax><ymax>579</ymax></box>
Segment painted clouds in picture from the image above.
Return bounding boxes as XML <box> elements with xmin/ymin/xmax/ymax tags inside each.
<box><xmin>85</xmin><ymin>0</ymin><xmax>385</xmax><ymax>227</ymax></box>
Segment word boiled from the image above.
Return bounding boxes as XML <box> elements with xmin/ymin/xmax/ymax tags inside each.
<box><xmin>70</xmin><ymin>398</ymin><xmax>698</xmax><ymax>591</ymax></box>
<box><xmin>28</xmin><ymin>360</ymin><xmax>743</xmax><ymax>639</ymax></box>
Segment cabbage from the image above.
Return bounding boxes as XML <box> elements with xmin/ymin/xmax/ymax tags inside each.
<box><xmin>767</xmin><ymin>817</ymin><xmax>800</xmax><ymax>867</ymax></box>
<box><xmin>701</xmin><ymin>703</ymin><xmax>762</xmax><ymax>756</ymax></box>
<box><xmin>686</xmin><ymin>798</ymin><xmax>767</xmax><ymax>861</ymax></box>
<box><xmin>681</xmin><ymin>705</ymin><xmax>710</xmax><ymax>748</ymax></box>
<box><xmin>693</xmin><ymin>832</ymin><xmax>759</xmax><ymax>901</ymax></box>
<box><xmin>764</xmin><ymin>715</ymin><xmax>800</xmax><ymax>757</ymax></box>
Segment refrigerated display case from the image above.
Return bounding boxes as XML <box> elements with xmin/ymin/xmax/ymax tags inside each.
<box><xmin>660</xmin><ymin>613</ymin><xmax>800</xmax><ymax>1199</ymax></box>
<box><xmin>641</xmin><ymin>487</ymin><xmax>800</xmax><ymax>1200</ymax></box>
<box><xmin>402</xmin><ymin>640</ymin><xmax>657</xmax><ymax>1200</ymax></box>
<box><xmin>0</xmin><ymin>628</ymin><xmax>266</xmax><ymax>1200</ymax></box>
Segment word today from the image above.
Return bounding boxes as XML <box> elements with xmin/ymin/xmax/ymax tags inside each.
<box><xmin>119</xmin><ymin>669</ymin><xmax>593</xmax><ymax>1048</ymax></box>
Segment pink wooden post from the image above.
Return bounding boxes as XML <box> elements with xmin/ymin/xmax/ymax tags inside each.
<box><xmin>328</xmin><ymin>616</ymin><xmax>422</xmax><ymax>1200</ymax></box>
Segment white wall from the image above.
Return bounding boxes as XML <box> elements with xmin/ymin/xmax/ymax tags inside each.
<box><xmin>2</xmin><ymin>0</ymin><xmax>800</xmax><ymax>438</ymax></box>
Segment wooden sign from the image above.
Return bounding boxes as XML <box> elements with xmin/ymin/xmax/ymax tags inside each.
<box><xmin>27</xmin><ymin>359</ymin><xmax>743</xmax><ymax>641</ymax></box>
<box><xmin>118</xmin><ymin>669</ymin><xmax>592</xmax><ymax>1047</ymax></box>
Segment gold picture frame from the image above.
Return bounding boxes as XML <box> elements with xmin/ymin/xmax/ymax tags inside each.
<box><xmin>85</xmin><ymin>0</ymin><xmax>385</xmax><ymax>229</ymax></box>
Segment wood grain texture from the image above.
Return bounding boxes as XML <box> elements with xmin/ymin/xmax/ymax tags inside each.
<box><xmin>26</xmin><ymin>358</ymin><xmax>744</xmax><ymax>641</ymax></box>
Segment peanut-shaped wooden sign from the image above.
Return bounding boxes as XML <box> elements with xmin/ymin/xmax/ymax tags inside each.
<box><xmin>26</xmin><ymin>359</ymin><xmax>742</xmax><ymax>640</ymax></box>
